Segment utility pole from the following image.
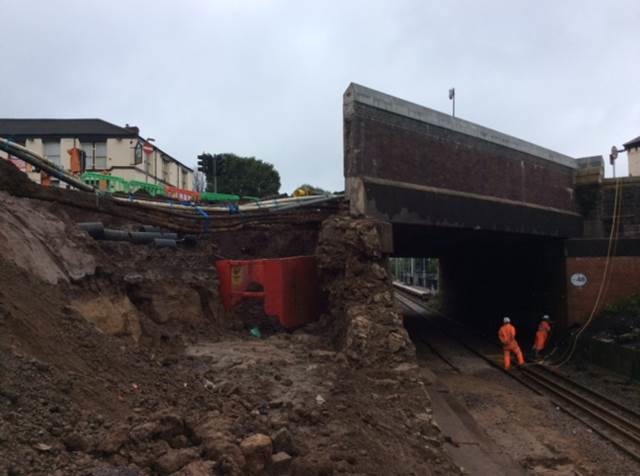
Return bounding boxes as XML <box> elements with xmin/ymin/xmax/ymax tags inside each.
<box><xmin>410</xmin><ymin>258</ymin><xmax>415</xmax><ymax>285</ymax></box>
<box><xmin>449</xmin><ymin>88</ymin><xmax>456</xmax><ymax>117</ymax></box>
<box><xmin>610</xmin><ymin>145</ymin><xmax>623</xmax><ymax>179</ymax></box>
<box><xmin>213</xmin><ymin>156</ymin><xmax>217</xmax><ymax>193</ymax></box>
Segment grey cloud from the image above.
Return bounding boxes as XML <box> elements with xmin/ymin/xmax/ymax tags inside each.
<box><xmin>1</xmin><ymin>0</ymin><xmax>638</xmax><ymax>192</ymax></box>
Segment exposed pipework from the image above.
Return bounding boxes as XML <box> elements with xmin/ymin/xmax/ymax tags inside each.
<box><xmin>1</xmin><ymin>137</ymin><xmax>343</xmax><ymax>214</ymax></box>
<box><xmin>0</xmin><ymin>137</ymin><xmax>96</xmax><ymax>192</ymax></box>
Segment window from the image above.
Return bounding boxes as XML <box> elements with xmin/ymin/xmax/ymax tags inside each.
<box><xmin>182</xmin><ymin>169</ymin><xmax>188</xmax><ymax>189</ymax></box>
<box><xmin>162</xmin><ymin>157</ymin><xmax>171</xmax><ymax>183</ymax></box>
<box><xmin>43</xmin><ymin>141</ymin><xmax>60</xmax><ymax>165</ymax></box>
<box><xmin>134</xmin><ymin>142</ymin><xmax>143</xmax><ymax>165</ymax></box>
<box><xmin>95</xmin><ymin>142</ymin><xmax>107</xmax><ymax>169</ymax></box>
<box><xmin>82</xmin><ymin>142</ymin><xmax>108</xmax><ymax>170</ymax></box>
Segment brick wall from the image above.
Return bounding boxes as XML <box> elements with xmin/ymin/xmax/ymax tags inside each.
<box><xmin>566</xmin><ymin>256</ymin><xmax>640</xmax><ymax>325</ymax></box>
<box><xmin>345</xmin><ymin>102</ymin><xmax>577</xmax><ymax>212</ymax></box>
<box><xmin>600</xmin><ymin>179</ymin><xmax>640</xmax><ymax>238</ymax></box>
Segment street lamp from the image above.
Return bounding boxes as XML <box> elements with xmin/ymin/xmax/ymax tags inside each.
<box><xmin>145</xmin><ymin>138</ymin><xmax>155</xmax><ymax>183</ymax></box>
<box><xmin>610</xmin><ymin>145</ymin><xmax>624</xmax><ymax>178</ymax></box>
<box><xmin>449</xmin><ymin>88</ymin><xmax>455</xmax><ymax>117</ymax></box>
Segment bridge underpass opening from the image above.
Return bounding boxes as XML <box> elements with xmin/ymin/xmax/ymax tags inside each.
<box><xmin>392</xmin><ymin>225</ymin><xmax>566</xmax><ymax>346</ymax></box>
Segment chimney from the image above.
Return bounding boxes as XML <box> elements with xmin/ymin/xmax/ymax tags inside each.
<box><xmin>125</xmin><ymin>124</ymin><xmax>140</xmax><ymax>135</ymax></box>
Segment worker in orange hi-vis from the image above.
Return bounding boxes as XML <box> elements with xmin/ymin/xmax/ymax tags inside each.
<box><xmin>533</xmin><ymin>315</ymin><xmax>552</xmax><ymax>359</ymax></box>
<box><xmin>498</xmin><ymin>317</ymin><xmax>525</xmax><ymax>370</ymax></box>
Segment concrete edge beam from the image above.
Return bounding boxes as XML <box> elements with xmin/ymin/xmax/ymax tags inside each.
<box><xmin>351</xmin><ymin>177</ymin><xmax>583</xmax><ymax>238</ymax></box>
<box><xmin>344</xmin><ymin>83</ymin><xmax>578</xmax><ymax>170</ymax></box>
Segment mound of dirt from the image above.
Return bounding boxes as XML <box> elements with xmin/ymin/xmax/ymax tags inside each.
<box><xmin>0</xmin><ymin>191</ymin><xmax>96</xmax><ymax>284</ymax></box>
<box><xmin>0</xmin><ymin>171</ymin><xmax>459</xmax><ymax>475</ymax></box>
<box><xmin>316</xmin><ymin>215</ymin><xmax>414</xmax><ymax>364</ymax></box>
<box><xmin>0</xmin><ymin>157</ymin><xmax>39</xmax><ymax>196</ymax></box>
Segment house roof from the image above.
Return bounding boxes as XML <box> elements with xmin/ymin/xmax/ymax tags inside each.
<box><xmin>624</xmin><ymin>135</ymin><xmax>640</xmax><ymax>149</ymax></box>
<box><xmin>0</xmin><ymin>118</ymin><xmax>139</xmax><ymax>138</ymax></box>
<box><xmin>0</xmin><ymin>118</ymin><xmax>193</xmax><ymax>172</ymax></box>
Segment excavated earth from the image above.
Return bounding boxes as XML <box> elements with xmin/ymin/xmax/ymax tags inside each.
<box><xmin>0</xmin><ymin>160</ymin><xmax>461</xmax><ymax>476</ymax></box>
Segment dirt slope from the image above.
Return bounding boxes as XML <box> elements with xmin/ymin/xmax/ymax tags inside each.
<box><xmin>0</xmin><ymin>162</ymin><xmax>460</xmax><ymax>475</ymax></box>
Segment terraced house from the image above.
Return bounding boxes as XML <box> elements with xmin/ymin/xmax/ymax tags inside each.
<box><xmin>0</xmin><ymin>118</ymin><xmax>193</xmax><ymax>190</ymax></box>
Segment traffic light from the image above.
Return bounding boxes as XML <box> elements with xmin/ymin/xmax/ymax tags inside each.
<box><xmin>197</xmin><ymin>154</ymin><xmax>212</xmax><ymax>175</ymax></box>
<box><xmin>197</xmin><ymin>154</ymin><xmax>227</xmax><ymax>178</ymax></box>
<box><xmin>213</xmin><ymin>155</ymin><xmax>226</xmax><ymax>177</ymax></box>
<box><xmin>197</xmin><ymin>154</ymin><xmax>205</xmax><ymax>173</ymax></box>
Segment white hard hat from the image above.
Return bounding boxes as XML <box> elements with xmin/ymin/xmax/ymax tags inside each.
<box><xmin>542</xmin><ymin>315</ymin><xmax>550</xmax><ymax>320</ymax></box>
<box><xmin>503</xmin><ymin>317</ymin><xmax>511</xmax><ymax>323</ymax></box>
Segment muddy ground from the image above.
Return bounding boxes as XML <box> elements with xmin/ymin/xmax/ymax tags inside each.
<box><xmin>5</xmin><ymin>157</ymin><xmax>638</xmax><ymax>476</ymax></box>
<box><xmin>0</xmin><ymin>160</ymin><xmax>460</xmax><ymax>476</ymax></box>
<box><xmin>401</xmin><ymin>300</ymin><xmax>640</xmax><ymax>476</ymax></box>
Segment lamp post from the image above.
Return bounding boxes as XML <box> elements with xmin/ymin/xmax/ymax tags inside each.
<box><xmin>449</xmin><ymin>88</ymin><xmax>455</xmax><ymax>117</ymax></box>
<box><xmin>610</xmin><ymin>145</ymin><xmax>624</xmax><ymax>178</ymax></box>
<box><xmin>213</xmin><ymin>155</ymin><xmax>217</xmax><ymax>193</ymax></box>
<box><xmin>147</xmin><ymin>138</ymin><xmax>157</xmax><ymax>184</ymax></box>
<box><xmin>144</xmin><ymin>138</ymin><xmax>155</xmax><ymax>183</ymax></box>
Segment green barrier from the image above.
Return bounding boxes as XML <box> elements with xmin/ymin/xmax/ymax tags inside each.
<box><xmin>80</xmin><ymin>172</ymin><xmax>130</xmax><ymax>193</ymax></box>
<box><xmin>127</xmin><ymin>180</ymin><xmax>165</xmax><ymax>197</ymax></box>
<box><xmin>200</xmin><ymin>191</ymin><xmax>240</xmax><ymax>202</ymax></box>
<box><xmin>79</xmin><ymin>173</ymin><xmax>249</xmax><ymax>204</ymax></box>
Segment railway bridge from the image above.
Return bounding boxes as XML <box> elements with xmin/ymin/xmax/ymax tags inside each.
<box><xmin>342</xmin><ymin>84</ymin><xmax>627</xmax><ymax>333</ymax></box>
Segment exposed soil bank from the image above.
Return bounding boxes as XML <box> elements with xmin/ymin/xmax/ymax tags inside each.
<box><xmin>0</xmin><ymin>161</ymin><xmax>459</xmax><ymax>475</ymax></box>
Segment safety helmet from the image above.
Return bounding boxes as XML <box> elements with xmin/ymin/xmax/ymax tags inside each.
<box><xmin>503</xmin><ymin>317</ymin><xmax>511</xmax><ymax>324</ymax></box>
<box><xmin>542</xmin><ymin>315</ymin><xmax>550</xmax><ymax>320</ymax></box>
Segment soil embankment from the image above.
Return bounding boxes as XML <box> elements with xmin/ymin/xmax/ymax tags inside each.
<box><xmin>0</xmin><ymin>159</ymin><xmax>460</xmax><ymax>475</ymax></box>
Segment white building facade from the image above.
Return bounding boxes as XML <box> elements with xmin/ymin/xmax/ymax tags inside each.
<box><xmin>626</xmin><ymin>135</ymin><xmax>640</xmax><ymax>177</ymax></box>
<box><xmin>0</xmin><ymin>119</ymin><xmax>193</xmax><ymax>190</ymax></box>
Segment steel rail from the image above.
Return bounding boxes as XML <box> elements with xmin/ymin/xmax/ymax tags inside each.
<box><xmin>418</xmin><ymin>336</ymin><xmax>462</xmax><ymax>373</ymax></box>
<box><xmin>395</xmin><ymin>293</ymin><xmax>462</xmax><ymax>373</ymax></box>
<box><xmin>531</xmin><ymin>364</ymin><xmax>640</xmax><ymax>423</ymax></box>
<box><xmin>393</xmin><ymin>283</ymin><xmax>640</xmax><ymax>463</ymax></box>
<box><xmin>520</xmin><ymin>367</ymin><xmax>640</xmax><ymax>440</ymax></box>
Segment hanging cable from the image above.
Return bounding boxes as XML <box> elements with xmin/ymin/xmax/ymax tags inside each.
<box><xmin>551</xmin><ymin>177</ymin><xmax>622</xmax><ymax>367</ymax></box>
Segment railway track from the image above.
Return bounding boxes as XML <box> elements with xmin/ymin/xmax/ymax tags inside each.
<box><xmin>394</xmin><ymin>284</ymin><xmax>640</xmax><ymax>463</ymax></box>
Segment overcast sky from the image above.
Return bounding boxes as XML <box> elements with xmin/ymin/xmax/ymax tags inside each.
<box><xmin>1</xmin><ymin>0</ymin><xmax>639</xmax><ymax>192</ymax></box>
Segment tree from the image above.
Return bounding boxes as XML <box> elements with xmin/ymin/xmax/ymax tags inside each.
<box><xmin>199</xmin><ymin>153</ymin><xmax>281</xmax><ymax>198</ymax></box>
<box><xmin>193</xmin><ymin>171</ymin><xmax>207</xmax><ymax>192</ymax></box>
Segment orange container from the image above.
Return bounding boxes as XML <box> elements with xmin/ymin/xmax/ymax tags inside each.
<box><xmin>216</xmin><ymin>256</ymin><xmax>318</xmax><ymax>329</ymax></box>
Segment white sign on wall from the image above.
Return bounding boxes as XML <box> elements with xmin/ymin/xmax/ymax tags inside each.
<box><xmin>570</xmin><ymin>273</ymin><xmax>588</xmax><ymax>287</ymax></box>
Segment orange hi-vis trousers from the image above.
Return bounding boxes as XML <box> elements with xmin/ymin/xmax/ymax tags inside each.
<box><xmin>503</xmin><ymin>343</ymin><xmax>525</xmax><ymax>370</ymax></box>
<box><xmin>534</xmin><ymin>321</ymin><xmax>551</xmax><ymax>352</ymax></box>
<box><xmin>499</xmin><ymin>323</ymin><xmax>524</xmax><ymax>370</ymax></box>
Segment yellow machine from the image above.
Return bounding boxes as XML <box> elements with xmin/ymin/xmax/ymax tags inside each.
<box><xmin>293</xmin><ymin>185</ymin><xmax>315</xmax><ymax>197</ymax></box>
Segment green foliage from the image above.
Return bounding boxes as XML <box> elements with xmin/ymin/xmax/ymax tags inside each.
<box><xmin>201</xmin><ymin>153</ymin><xmax>280</xmax><ymax>198</ymax></box>
<box><xmin>601</xmin><ymin>294</ymin><xmax>640</xmax><ymax>317</ymax></box>
<box><xmin>426</xmin><ymin>258</ymin><xmax>438</xmax><ymax>274</ymax></box>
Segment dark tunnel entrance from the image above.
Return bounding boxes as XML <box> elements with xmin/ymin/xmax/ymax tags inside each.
<box><xmin>392</xmin><ymin>224</ymin><xmax>566</xmax><ymax>345</ymax></box>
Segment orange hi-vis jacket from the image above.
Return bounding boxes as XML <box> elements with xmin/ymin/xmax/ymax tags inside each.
<box><xmin>498</xmin><ymin>323</ymin><xmax>519</xmax><ymax>350</ymax></box>
<box><xmin>534</xmin><ymin>320</ymin><xmax>551</xmax><ymax>351</ymax></box>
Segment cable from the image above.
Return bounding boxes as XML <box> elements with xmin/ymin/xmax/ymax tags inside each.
<box><xmin>551</xmin><ymin>177</ymin><xmax>622</xmax><ymax>367</ymax></box>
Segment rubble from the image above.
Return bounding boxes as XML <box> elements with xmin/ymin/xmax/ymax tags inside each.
<box><xmin>240</xmin><ymin>433</ymin><xmax>273</xmax><ymax>474</ymax></box>
<box><xmin>0</xmin><ymin>159</ymin><xmax>461</xmax><ymax>475</ymax></box>
<box><xmin>316</xmin><ymin>215</ymin><xmax>415</xmax><ymax>364</ymax></box>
